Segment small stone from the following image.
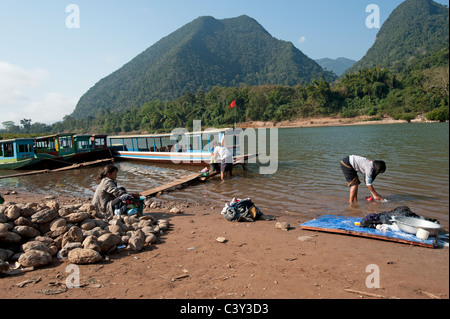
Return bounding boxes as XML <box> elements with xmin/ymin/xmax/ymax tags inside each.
<box><xmin>298</xmin><ymin>236</ymin><xmax>313</xmax><ymax>241</ymax></box>
<box><xmin>275</xmin><ymin>222</ymin><xmax>290</xmax><ymax>230</ymax></box>
<box><xmin>216</xmin><ymin>237</ymin><xmax>228</xmax><ymax>243</ymax></box>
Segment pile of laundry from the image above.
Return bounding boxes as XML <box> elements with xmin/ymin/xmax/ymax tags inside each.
<box><xmin>221</xmin><ymin>198</ymin><xmax>264</xmax><ymax>222</ymax></box>
<box><xmin>113</xmin><ymin>194</ymin><xmax>144</xmax><ymax>217</ymax></box>
<box><xmin>360</xmin><ymin>206</ymin><xmax>439</xmax><ymax>229</ymax></box>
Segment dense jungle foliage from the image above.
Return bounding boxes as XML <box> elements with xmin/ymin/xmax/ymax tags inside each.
<box><xmin>2</xmin><ymin>48</ymin><xmax>447</xmax><ymax>137</ymax></box>
<box><xmin>56</xmin><ymin>50</ymin><xmax>450</xmax><ymax>134</ymax></box>
<box><xmin>1</xmin><ymin>0</ymin><xmax>448</xmax><ymax>137</ymax></box>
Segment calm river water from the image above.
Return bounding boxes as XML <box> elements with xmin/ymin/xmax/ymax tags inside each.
<box><xmin>1</xmin><ymin>123</ymin><xmax>449</xmax><ymax>227</ymax></box>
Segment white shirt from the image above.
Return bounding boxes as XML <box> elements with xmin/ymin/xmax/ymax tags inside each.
<box><xmin>214</xmin><ymin>146</ymin><xmax>233</xmax><ymax>163</ymax></box>
<box><xmin>349</xmin><ymin>155</ymin><xmax>375</xmax><ymax>186</ymax></box>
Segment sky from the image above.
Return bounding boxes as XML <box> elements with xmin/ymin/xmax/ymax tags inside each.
<box><xmin>0</xmin><ymin>0</ymin><xmax>449</xmax><ymax>128</ymax></box>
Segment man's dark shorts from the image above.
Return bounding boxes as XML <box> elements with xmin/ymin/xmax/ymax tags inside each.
<box><xmin>340</xmin><ymin>156</ymin><xmax>361</xmax><ymax>187</ymax></box>
<box><xmin>221</xmin><ymin>161</ymin><xmax>233</xmax><ymax>174</ymax></box>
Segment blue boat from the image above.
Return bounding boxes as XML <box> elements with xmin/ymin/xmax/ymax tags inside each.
<box><xmin>107</xmin><ymin>129</ymin><xmax>257</xmax><ymax>166</ymax></box>
<box><xmin>0</xmin><ymin>138</ymin><xmax>42</xmax><ymax>170</ymax></box>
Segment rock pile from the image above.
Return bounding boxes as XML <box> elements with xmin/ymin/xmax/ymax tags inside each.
<box><xmin>0</xmin><ymin>200</ymin><xmax>170</xmax><ymax>272</ymax></box>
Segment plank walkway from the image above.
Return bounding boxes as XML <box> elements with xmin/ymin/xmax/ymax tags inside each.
<box><xmin>140</xmin><ymin>172</ymin><xmax>205</xmax><ymax>197</ymax></box>
<box><xmin>0</xmin><ymin>158</ymin><xmax>113</xmax><ymax>180</ymax></box>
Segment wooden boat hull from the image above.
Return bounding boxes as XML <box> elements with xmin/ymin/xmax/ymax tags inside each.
<box><xmin>112</xmin><ymin>150</ymin><xmax>257</xmax><ymax>166</ymax></box>
<box><xmin>68</xmin><ymin>148</ymin><xmax>112</xmax><ymax>164</ymax></box>
<box><xmin>0</xmin><ymin>157</ymin><xmax>43</xmax><ymax>170</ymax></box>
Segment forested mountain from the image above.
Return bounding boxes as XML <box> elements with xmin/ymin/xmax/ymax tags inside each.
<box><xmin>347</xmin><ymin>0</ymin><xmax>449</xmax><ymax>74</ymax></box>
<box><xmin>72</xmin><ymin>15</ymin><xmax>335</xmax><ymax>119</ymax></box>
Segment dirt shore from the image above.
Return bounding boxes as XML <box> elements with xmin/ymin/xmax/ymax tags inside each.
<box><xmin>0</xmin><ymin>190</ymin><xmax>448</xmax><ymax>303</ymax></box>
<box><xmin>237</xmin><ymin>115</ymin><xmax>432</xmax><ymax>129</ymax></box>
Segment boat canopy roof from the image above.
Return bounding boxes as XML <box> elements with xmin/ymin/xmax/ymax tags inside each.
<box><xmin>35</xmin><ymin>133</ymin><xmax>74</xmax><ymax>140</ymax></box>
<box><xmin>0</xmin><ymin>138</ymin><xmax>35</xmax><ymax>144</ymax></box>
<box><xmin>108</xmin><ymin>128</ymin><xmax>235</xmax><ymax>140</ymax></box>
<box><xmin>75</xmin><ymin>134</ymin><xmax>107</xmax><ymax>138</ymax></box>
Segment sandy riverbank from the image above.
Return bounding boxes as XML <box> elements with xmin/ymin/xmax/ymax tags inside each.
<box><xmin>0</xmin><ymin>190</ymin><xmax>448</xmax><ymax>302</ymax></box>
<box><xmin>237</xmin><ymin>115</ymin><xmax>434</xmax><ymax>129</ymax></box>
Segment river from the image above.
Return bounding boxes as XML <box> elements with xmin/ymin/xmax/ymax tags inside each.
<box><xmin>1</xmin><ymin>122</ymin><xmax>448</xmax><ymax>227</ymax></box>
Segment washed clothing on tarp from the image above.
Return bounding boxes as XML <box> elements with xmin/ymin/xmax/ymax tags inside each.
<box><xmin>221</xmin><ymin>198</ymin><xmax>263</xmax><ymax>222</ymax></box>
<box><xmin>92</xmin><ymin>177</ymin><xmax>127</xmax><ymax>220</ymax></box>
<box><xmin>360</xmin><ymin>206</ymin><xmax>439</xmax><ymax>228</ymax></box>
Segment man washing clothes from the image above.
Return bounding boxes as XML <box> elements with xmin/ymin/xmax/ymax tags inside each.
<box><xmin>340</xmin><ymin>155</ymin><xmax>386</xmax><ymax>203</ymax></box>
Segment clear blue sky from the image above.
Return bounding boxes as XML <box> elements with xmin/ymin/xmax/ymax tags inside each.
<box><xmin>0</xmin><ymin>0</ymin><xmax>448</xmax><ymax>127</ymax></box>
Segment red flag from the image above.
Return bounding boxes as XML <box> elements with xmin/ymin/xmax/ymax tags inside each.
<box><xmin>228</xmin><ymin>100</ymin><xmax>236</xmax><ymax>108</ymax></box>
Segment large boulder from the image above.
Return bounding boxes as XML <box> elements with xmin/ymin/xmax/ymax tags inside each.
<box><xmin>13</xmin><ymin>226</ymin><xmax>40</xmax><ymax>238</ymax></box>
<box><xmin>65</xmin><ymin>212</ymin><xmax>90</xmax><ymax>223</ymax></box>
<box><xmin>68</xmin><ymin>248</ymin><xmax>102</xmax><ymax>264</ymax></box>
<box><xmin>80</xmin><ymin>219</ymin><xmax>96</xmax><ymax>231</ymax></box>
<box><xmin>14</xmin><ymin>216</ymin><xmax>38</xmax><ymax>229</ymax></box>
<box><xmin>4</xmin><ymin>205</ymin><xmax>21</xmax><ymax>221</ymax></box>
<box><xmin>0</xmin><ymin>231</ymin><xmax>21</xmax><ymax>244</ymax></box>
<box><xmin>82</xmin><ymin>236</ymin><xmax>101</xmax><ymax>252</ymax></box>
<box><xmin>31</xmin><ymin>208</ymin><xmax>58</xmax><ymax>224</ymax></box>
<box><xmin>61</xmin><ymin>226</ymin><xmax>83</xmax><ymax>247</ymax></box>
<box><xmin>128</xmin><ymin>230</ymin><xmax>145</xmax><ymax>251</ymax></box>
<box><xmin>22</xmin><ymin>241</ymin><xmax>53</xmax><ymax>254</ymax></box>
<box><xmin>59</xmin><ymin>242</ymin><xmax>82</xmax><ymax>258</ymax></box>
<box><xmin>0</xmin><ymin>223</ymin><xmax>9</xmax><ymax>237</ymax></box>
<box><xmin>18</xmin><ymin>250</ymin><xmax>52</xmax><ymax>267</ymax></box>
<box><xmin>97</xmin><ymin>233</ymin><xmax>121</xmax><ymax>252</ymax></box>
<box><xmin>0</xmin><ymin>248</ymin><xmax>14</xmax><ymax>261</ymax></box>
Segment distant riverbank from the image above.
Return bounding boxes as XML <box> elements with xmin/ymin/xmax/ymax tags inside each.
<box><xmin>237</xmin><ymin>115</ymin><xmax>440</xmax><ymax>129</ymax></box>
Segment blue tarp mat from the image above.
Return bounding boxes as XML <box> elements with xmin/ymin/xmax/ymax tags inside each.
<box><xmin>300</xmin><ymin>215</ymin><xmax>436</xmax><ymax>248</ymax></box>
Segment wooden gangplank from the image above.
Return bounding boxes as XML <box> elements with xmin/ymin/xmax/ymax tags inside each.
<box><xmin>0</xmin><ymin>158</ymin><xmax>113</xmax><ymax>180</ymax></box>
<box><xmin>141</xmin><ymin>172</ymin><xmax>204</xmax><ymax>197</ymax></box>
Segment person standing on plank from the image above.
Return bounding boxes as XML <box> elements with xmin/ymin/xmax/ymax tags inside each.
<box><xmin>340</xmin><ymin>155</ymin><xmax>386</xmax><ymax>203</ymax></box>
